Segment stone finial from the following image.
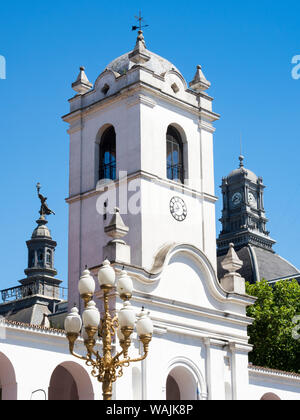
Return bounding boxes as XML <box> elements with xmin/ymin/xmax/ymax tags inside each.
<box><xmin>220</xmin><ymin>243</ymin><xmax>246</xmax><ymax>294</ymax></box>
<box><xmin>239</xmin><ymin>155</ymin><xmax>245</xmax><ymax>168</ymax></box>
<box><xmin>221</xmin><ymin>243</ymin><xmax>243</xmax><ymax>273</ymax></box>
<box><xmin>135</xmin><ymin>30</ymin><xmax>147</xmax><ymax>49</ymax></box>
<box><xmin>104</xmin><ymin>207</ymin><xmax>129</xmax><ymax>242</ymax></box>
<box><xmin>189</xmin><ymin>65</ymin><xmax>211</xmax><ymax>92</ymax></box>
<box><xmin>72</xmin><ymin>66</ymin><xmax>93</xmax><ymax>94</ymax></box>
<box><xmin>128</xmin><ymin>30</ymin><xmax>150</xmax><ymax>65</ymax></box>
<box><xmin>103</xmin><ymin>208</ymin><xmax>131</xmax><ymax>264</ymax></box>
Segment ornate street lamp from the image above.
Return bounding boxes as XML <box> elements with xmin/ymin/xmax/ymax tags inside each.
<box><xmin>64</xmin><ymin>260</ymin><xmax>153</xmax><ymax>400</ymax></box>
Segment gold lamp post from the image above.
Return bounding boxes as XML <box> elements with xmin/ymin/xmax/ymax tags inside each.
<box><xmin>64</xmin><ymin>260</ymin><xmax>153</xmax><ymax>400</ymax></box>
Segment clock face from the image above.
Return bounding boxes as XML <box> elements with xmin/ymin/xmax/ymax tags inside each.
<box><xmin>248</xmin><ymin>192</ymin><xmax>256</xmax><ymax>206</ymax></box>
<box><xmin>232</xmin><ymin>192</ymin><xmax>242</xmax><ymax>206</ymax></box>
<box><xmin>170</xmin><ymin>197</ymin><xmax>187</xmax><ymax>222</ymax></box>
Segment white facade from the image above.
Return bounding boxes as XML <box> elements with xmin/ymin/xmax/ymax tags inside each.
<box><xmin>0</xmin><ymin>34</ymin><xmax>300</xmax><ymax>401</ymax></box>
<box><xmin>63</xmin><ymin>38</ymin><xmax>219</xmax><ymax>310</ymax></box>
<box><xmin>1</xmin><ymin>266</ymin><xmax>300</xmax><ymax>401</ymax></box>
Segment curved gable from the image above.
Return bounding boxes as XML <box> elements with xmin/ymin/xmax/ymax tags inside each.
<box><xmin>126</xmin><ymin>243</ymin><xmax>255</xmax><ymax>314</ymax></box>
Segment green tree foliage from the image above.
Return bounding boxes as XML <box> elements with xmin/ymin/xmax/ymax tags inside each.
<box><xmin>246</xmin><ymin>279</ymin><xmax>300</xmax><ymax>373</ymax></box>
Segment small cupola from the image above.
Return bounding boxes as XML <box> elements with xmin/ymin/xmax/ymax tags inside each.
<box><xmin>22</xmin><ymin>184</ymin><xmax>60</xmax><ymax>285</ymax></box>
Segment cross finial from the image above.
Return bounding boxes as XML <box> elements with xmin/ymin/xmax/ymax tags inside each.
<box><xmin>132</xmin><ymin>11</ymin><xmax>149</xmax><ymax>32</ymax></box>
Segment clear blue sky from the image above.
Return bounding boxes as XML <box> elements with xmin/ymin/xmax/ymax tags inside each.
<box><xmin>0</xmin><ymin>0</ymin><xmax>299</xmax><ymax>291</ymax></box>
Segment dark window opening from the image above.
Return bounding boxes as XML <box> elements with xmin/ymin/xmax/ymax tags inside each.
<box><xmin>37</xmin><ymin>249</ymin><xmax>44</xmax><ymax>267</ymax></box>
<box><xmin>46</xmin><ymin>250</ymin><xmax>52</xmax><ymax>267</ymax></box>
<box><xmin>101</xmin><ymin>84</ymin><xmax>110</xmax><ymax>94</ymax></box>
<box><xmin>99</xmin><ymin>126</ymin><xmax>116</xmax><ymax>181</ymax></box>
<box><xmin>166</xmin><ymin>126</ymin><xmax>184</xmax><ymax>183</ymax></box>
<box><xmin>28</xmin><ymin>251</ymin><xmax>35</xmax><ymax>268</ymax></box>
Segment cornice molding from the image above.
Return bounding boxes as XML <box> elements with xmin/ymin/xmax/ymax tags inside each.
<box><xmin>217</xmin><ymin>230</ymin><xmax>276</xmax><ymax>254</ymax></box>
<box><xmin>147</xmin><ymin>316</ymin><xmax>252</xmax><ymax>347</ymax></box>
<box><xmin>248</xmin><ymin>365</ymin><xmax>300</xmax><ymax>382</ymax></box>
<box><xmin>66</xmin><ymin>170</ymin><xmax>218</xmax><ymax>205</ymax></box>
<box><xmin>2</xmin><ymin>319</ymin><xmax>65</xmax><ymax>336</ymax></box>
<box><xmin>62</xmin><ymin>80</ymin><xmax>219</xmax><ymax>126</ymax></box>
<box><xmin>126</xmin><ymin>93</ymin><xmax>157</xmax><ymax>109</ymax></box>
<box><xmin>91</xmin><ymin>242</ymin><xmax>256</xmax><ymax>308</ymax></box>
<box><xmin>130</xmin><ymin>291</ymin><xmax>254</xmax><ymax>327</ymax></box>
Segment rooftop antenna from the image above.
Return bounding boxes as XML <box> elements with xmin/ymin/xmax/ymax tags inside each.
<box><xmin>132</xmin><ymin>11</ymin><xmax>149</xmax><ymax>31</ymax></box>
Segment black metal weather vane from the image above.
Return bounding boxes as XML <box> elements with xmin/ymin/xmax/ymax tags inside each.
<box><xmin>132</xmin><ymin>11</ymin><xmax>149</xmax><ymax>32</ymax></box>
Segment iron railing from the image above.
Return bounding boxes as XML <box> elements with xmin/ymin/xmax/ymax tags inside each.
<box><xmin>1</xmin><ymin>281</ymin><xmax>68</xmax><ymax>303</ymax></box>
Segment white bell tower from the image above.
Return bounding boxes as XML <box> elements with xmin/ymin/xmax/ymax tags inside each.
<box><xmin>63</xmin><ymin>31</ymin><xmax>220</xmax><ymax>307</ymax></box>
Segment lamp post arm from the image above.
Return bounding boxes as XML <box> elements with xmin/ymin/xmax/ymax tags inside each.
<box><xmin>85</xmin><ymin>353</ymin><xmax>105</xmax><ymax>377</ymax></box>
<box><xmin>115</xmin><ymin>351</ymin><xmax>148</xmax><ymax>368</ymax></box>
<box><xmin>112</xmin><ymin>349</ymin><xmax>125</xmax><ymax>364</ymax></box>
<box><xmin>70</xmin><ymin>350</ymin><xmax>89</xmax><ymax>362</ymax></box>
<box><xmin>67</xmin><ymin>333</ymin><xmax>89</xmax><ymax>362</ymax></box>
<box><xmin>117</xmin><ymin>334</ymin><xmax>152</xmax><ymax>366</ymax></box>
<box><xmin>85</xmin><ymin>348</ymin><xmax>101</xmax><ymax>364</ymax></box>
<box><xmin>111</xmin><ymin>316</ymin><xmax>119</xmax><ymax>339</ymax></box>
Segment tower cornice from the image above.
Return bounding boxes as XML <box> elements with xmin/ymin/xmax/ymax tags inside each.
<box><xmin>62</xmin><ymin>69</ymin><xmax>219</xmax><ymax>126</ymax></box>
<box><xmin>65</xmin><ymin>169</ymin><xmax>218</xmax><ymax>205</ymax></box>
<box><xmin>217</xmin><ymin>230</ymin><xmax>276</xmax><ymax>255</ymax></box>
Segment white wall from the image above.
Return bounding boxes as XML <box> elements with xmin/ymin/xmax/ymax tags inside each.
<box><xmin>247</xmin><ymin>367</ymin><xmax>300</xmax><ymax>400</ymax></box>
<box><xmin>0</xmin><ymin>324</ymin><xmax>101</xmax><ymax>400</ymax></box>
<box><xmin>65</xmin><ymin>61</ymin><xmax>218</xmax><ymax>309</ymax></box>
<box><xmin>57</xmin><ymin>50</ymin><xmax>300</xmax><ymax>403</ymax></box>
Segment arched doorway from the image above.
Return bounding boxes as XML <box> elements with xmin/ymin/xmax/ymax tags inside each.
<box><xmin>166</xmin><ymin>365</ymin><xmax>199</xmax><ymax>400</ymax></box>
<box><xmin>260</xmin><ymin>392</ymin><xmax>281</xmax><ymax>400</ymax></box>
<box><xmin>48</xmin><ymin>362</ymin><xmax>94</xmax><ymax>400</ymax></box>
<box><xmin>0</xmin><ymin>352</ymin><xmax>17</xmax><ymax>400</ymax></box>
<box><xmin>166</xmin><ymin>375</ymin><xmax>181</xmax><ymax>400</ymax></box>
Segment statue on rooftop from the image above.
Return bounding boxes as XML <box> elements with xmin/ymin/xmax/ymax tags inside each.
<box><xmin>36</xmin><ymin>183</ymin><xmax>55</xmax><ymax>217</ymax></box>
